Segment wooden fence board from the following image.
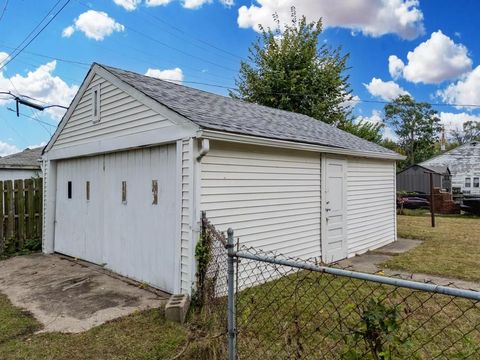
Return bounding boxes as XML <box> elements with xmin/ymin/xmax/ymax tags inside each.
<box><xmin>0</xmin><ymin>178</ymin><xmax>43</xmax><ymax>255</ymax></box>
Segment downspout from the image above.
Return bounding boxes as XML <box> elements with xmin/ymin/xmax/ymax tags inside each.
<box><xmin>196</xmin><ymin>138</ymin><xmax>210</xmax><ymax>161</ymax></box>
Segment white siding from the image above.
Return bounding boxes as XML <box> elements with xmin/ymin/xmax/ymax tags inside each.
<box><xmin>52</xmin><ymin>74</ymin><xmax>175</xmax><ymax>150</ymax></box>
<box><xmin>180</xmin><ymin>139</ymin><xmax>194</xmax><ymax>294</ymax></box>
<box><xmin>346</xmin><ymin>158</ymin><xmax>396</xmax><ymax>255</ymax></box>
<box><xmin>0</xmin><ymin>169</ymin><xmax>40</xmax><ymax>181</ymax></box>
<box><xmin>201</xmin><ymin>141</ymin><xmax>321</xmax><ymax>259</ymax></box>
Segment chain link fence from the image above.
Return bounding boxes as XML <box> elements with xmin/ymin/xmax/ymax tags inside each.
<box><xmin>199</xmin><ymin>217</ymin><xmax>480</xmax><ymax>359</ymax></box>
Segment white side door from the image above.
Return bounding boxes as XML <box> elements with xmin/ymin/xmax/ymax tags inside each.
<box><xmin>323</xmin><ymin>157</ymin><xmax>347</xmax><ymax>263</ymax></box>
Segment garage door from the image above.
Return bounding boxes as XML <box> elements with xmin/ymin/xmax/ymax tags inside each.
<box><xmin>54</xmin><ymin>144</ymin><xmax>177</xmax><ymax>293</ymax></box>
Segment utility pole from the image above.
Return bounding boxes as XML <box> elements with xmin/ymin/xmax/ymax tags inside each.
<box><xmin>429</xmin><ymin>172</ymin><xmax>435</xmax><ymax>227</ymax></box>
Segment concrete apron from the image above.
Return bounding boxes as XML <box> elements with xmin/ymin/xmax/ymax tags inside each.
<box><xmin>0</xmin><ymin>254</ymin><xmax>167</xmax><ymax>333</ymax></box>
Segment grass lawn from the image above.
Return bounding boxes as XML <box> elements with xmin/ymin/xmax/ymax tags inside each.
<box><xmin>383</xmin><ymin>215</ymin><xmax>480</xmax><ymax>282</ymax></box>
<box><xmin>0</xmin><ymin>294</ymin><xmax>187</xmax><ymax>360</ymax></box>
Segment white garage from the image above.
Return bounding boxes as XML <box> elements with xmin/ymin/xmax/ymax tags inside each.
<box><xmin>42</xmin><ymin>64</ymin><xmax>404</xmax><ymax>295</ymax></box>
<box><xmin>54</xmin><ymin>146</ymin><xmax>177</xmax><ymax>292</ymax></box>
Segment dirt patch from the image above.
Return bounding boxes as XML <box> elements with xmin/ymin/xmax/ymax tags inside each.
<box><xmin>0</xmin><ymin>254</ymin><xmax>167</xmax><ymax>333</ymax></box>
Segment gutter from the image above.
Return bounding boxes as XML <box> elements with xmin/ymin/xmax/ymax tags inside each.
<box><xmin>196</xmin><ymin>138</ymin><xmax>210</xmax><ymax>161</ymax></box>
<box><xmin>199</xmin><ymin>129</ymin><xmax>406</xmax><ymax>161</ymax></box>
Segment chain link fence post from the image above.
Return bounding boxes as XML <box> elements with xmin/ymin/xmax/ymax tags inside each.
<box><xmin>227</xmin><ymin>228</ymin><xmax>237</xmax><ymax>360</ymax></box>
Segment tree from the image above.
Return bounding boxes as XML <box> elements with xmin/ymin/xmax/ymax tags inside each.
<box><xmin>450</xmin><ymin>120</ymin><xmax>480</xmax><ymax>144</ymax></box>
<box><xmin>384</xmin><ymin>95</ymin><xmax>441</xmax><ymax>167</ymax></box>
<box><xmin>231</xmin><ymin>8</ymin><xmax>378</xmax><ymax>140</ymax></box>
<box><xmin>342</xmin><ymin>120</ymin><xmax>384</xmax><ymax>143</ymax></box>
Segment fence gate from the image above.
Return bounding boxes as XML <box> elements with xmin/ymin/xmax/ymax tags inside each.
<box><xmin>0</xmin><ymin>178</ymin><xmax>43</xmax><ymax>255</ymax></box>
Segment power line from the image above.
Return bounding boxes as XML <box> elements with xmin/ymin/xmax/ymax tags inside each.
<box><xmin>0</xmin><ymin>0</ymin><xmax>8</xmax><ymax>23</ymax></box>
<box><xmin>0</xmin><ymin>0</ymin><xmax>72</xmax><ymax>70</ymax></box>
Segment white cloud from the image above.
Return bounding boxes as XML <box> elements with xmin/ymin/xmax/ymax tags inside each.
<box><xmin>439</xmin><ymin>112</ymin><xmax>480</xmax><ymax>134</ymax></box>
<box><xmin>27</xmin><ymin>141</ymin><xmax>47</xmax><ymax>149</ymax></box>
<box><xmin>340</xmin><ymin>94</ymin><xmax>360</xmax><ymax>110</ymax></box>
<box><xmin>438</xmin><ymin>65</ymin><xmax>480</xmax><ymax>108</ymax></box>
<box><xmin>63</xmin><ymin>10</ymin><xmax>125</xmax><ymax>41</ymax></box>
<box><xmin>237</xmin><ymin>0</ymin><xmax>424</xmax><ymax>39</ymax></box>
<box><xmin>0</xmin><ymin>51</ymin><xmax>9</xmax><ymax>65</ymax></box>
<box><xmin>62</xmin><ymin>25</ymin><xmax>75</xmax><ymax>38</ymax></box>
<box><xmin>0</xmin><ymin>60</ymin><xmax>78</xmax><ymax>120</ymax></box>
<box><xmin>356</xmin><ymin>109</ymin><xmax>397</xmax><ymax>141</ymax></box>
<box><xmin>364</xmin><ymin>78</ymin><xmax>409</xmax><ymax>101</ymax></box>
<box><xmin>388</xmin><ymin>55</ymin><xmax>404</xmax><ymax>79</ymax></box>
<box><xmin>389</xmin><ymin>30</ymin><xmax>472</xmax><ymax>84</ymax></box>
<box><xmin>113</xmin><ymin>0</ymin><xmax>142</xmax><ymax>11</ymax></box>
<box><xmin>145</xmin><ymin>67</ymin><xmax>184</xmax><ymax>83</ymax></box>
<box><xmin>0</xmin><ymin>141</ymin><xmax>19</xmax><ymax>157</ymax></box>
<box><xmin>145</xmin><ymin>0</ymin><xmax>173</xmax><ymax>5</ymax></box>
<box><xmin>219</xmin><ymin>0</ymin><xmax>234</xmax><ymax>6</ymax></box>
<box><xmin>182</xmin><ymin>0</ymin><xmax>212</xmax><ymax>9</ymax></box>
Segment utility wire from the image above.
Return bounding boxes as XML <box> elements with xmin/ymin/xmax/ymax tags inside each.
<box><xmin>0</xmin><ymin>0</ymin><xmax>72</xmax><ymax>70</ymax></box>
<box><xmin>0</xmin><ymin>0</ymin><xmax>8</xmax><ymax>23</ymax></box>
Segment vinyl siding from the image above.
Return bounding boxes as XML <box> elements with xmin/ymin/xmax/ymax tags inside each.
<box><xmin>346</xmin><ymin>158</ymin><xmax>396</xmax><ymax>255</ymax></box>
<box><xmin>52</xmin><ymin>74</ymin><xmax>175</xmax><ymax>150</ymax></box>
<box><xmin>180</xmin><ymin>139</ymin><xmax>194</xmax><ymax>294</ymax></box>
<box><xmin>0</xmin><ymin>169</ymin><xmax>40</xmax><ymax>181</ymax></box>
<box><xmin>200</xmin><ymin>141</ymin><xmax>321</xmax><ymax>259</ymax></box>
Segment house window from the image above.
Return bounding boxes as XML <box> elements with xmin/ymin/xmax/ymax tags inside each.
<box><xmin>92</xmin><ymin>84</ymin><xmax>101</xmax><ymax>123</ymax></box>
<box><xmin>474</xmin><ymin>177</ymin><xmax>480</xmax><ymax>188</ymax></box>
<box><xmin>152</xmin><ymin>180</ymin><xmax>158</xmax><ymax>205</ymax></box>
<box><xmin>86</xmin><ymin>181</ymin><xmax>90</xmax><ymax>201</ymax></box>
<box><xmin>465</xmin><ymin>177</ymin><xmax>471</xmax><ymax>188</ymax></box>
<box><xmin>67</xmin><ymin>181</ymin><xmax>72</xmax><ymax>199</ymax></box>
<box><xmin>122</xmin><ymin>181</ymin><xmax>127</xmax><ymax>204</ymax></box>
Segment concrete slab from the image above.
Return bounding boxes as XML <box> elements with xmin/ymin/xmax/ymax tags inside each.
<box><xmin>0</xmin><ymin>254</ymin><xmax>167</xmax><ymax>333</ymax></box>
<box><xmin>337</xmin><ymin>254</ymin><xmax>391</xmax><ymax>274</ymax></box>
<box><xmin>371</xmin><ymin>238</ymin><xmax>423</xmax><ymax>255</ymax></box>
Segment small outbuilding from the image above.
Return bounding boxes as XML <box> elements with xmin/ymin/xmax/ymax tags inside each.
<box><xmin>396</xmin><ymin>164</ymin><xmax>451</xmax><ymax>194</ymax></box>
<box><xmin>42</xmin><ymin>64</ymin><xmax>404</xmax><ymax>294</ymax></box>
<box><xmin>0</xmin><ymin>147</ymin><xmax>42</xmax><ymax>181</ymax></box>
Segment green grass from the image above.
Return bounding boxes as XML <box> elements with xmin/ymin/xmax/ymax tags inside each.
<box><xmin>0</xmin><ymin>293</ymin><xmax>187</xmax><ymax>360</ymax></box>
<box><xmin>234</xmin><ymin>269</ymin><xmax>480</xmax><ymax>359</ymax></box>
<box><xmin>383</xmin><ymin>215</ymin><xmax>480</xmax><ymax>282</ymax></box>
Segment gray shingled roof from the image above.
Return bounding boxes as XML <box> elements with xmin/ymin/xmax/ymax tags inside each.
<box><xmin>100</xmin><ymin>64</ymin><xmax>399</xmax><ymax>157</ymax></box>
<box><xmin>421</xmin><ymin>141</ymin><xmax>480</xmax><ymax>175</ymax></box>
<box><xmin>0</xmin><ymin>147</ymin><xmax>42</xmax><ymax>169</ymax></box>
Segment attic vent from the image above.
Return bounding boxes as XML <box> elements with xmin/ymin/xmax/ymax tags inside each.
<box><xmin>92</xmin><ymin>84</ymin><xmax>101</xmax><ymax>123</ymax></box>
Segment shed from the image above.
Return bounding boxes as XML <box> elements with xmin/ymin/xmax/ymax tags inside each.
<box><xmin>42</xmin><ymin>64</ymin><xmax>404</xmax><ymax>294</ymax></box>
<box><xmin>0</xmin><ymin>147</ymin><xmax>42</xmax><ymax>181</ymax></box>
<box><xmin>420</xmin><ymin>141</ymin><xmax>480</xmax><ymax>195</ymax></box>
<box><xmin>396</xmin><ymin>164</ymin><xmax>451</xmax><ymax>194</ymax></box>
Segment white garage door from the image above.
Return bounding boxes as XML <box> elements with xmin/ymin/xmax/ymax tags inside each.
<box><xmin>54</xmin><ymin>144</ymin><xmax>177</xmax><ymax>293</ymax></box>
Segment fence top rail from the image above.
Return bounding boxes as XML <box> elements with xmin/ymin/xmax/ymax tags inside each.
<box><xmin>234</xmin><ymin>249</ymin><xmax>480</xmax><ymax>301</ymax></box>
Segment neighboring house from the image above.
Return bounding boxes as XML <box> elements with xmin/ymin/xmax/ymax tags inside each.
<box><xmin>396</xmin><ymin>164</ymin><xmax>451</xmax><ymax>194</ymax></box>
<box><xmin>42</xmin><ymin>63</ymin><xmax>404</xmax><ymax>295</ymax></box>
<box><xmin>420</xmin><ymin>141</ymin><xmax>480</xmax><ymax>195</ymax></box>
<box><xmin>0</xmin><ymin>147</ymin><xmax>42</xmax><ymax>181</ymax></box>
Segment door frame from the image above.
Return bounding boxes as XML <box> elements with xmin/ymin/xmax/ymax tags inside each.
<box><xmin>321</xmin><ymin>154</ymin><xmax>348</xmax><ymax>263</ymax></box>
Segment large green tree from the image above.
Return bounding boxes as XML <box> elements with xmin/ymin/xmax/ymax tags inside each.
<box><xmin>231</xmin><ymin>10</ymin><xmax>382</xmax><ymax>142</ymax></box>
<box><xmin>450</xmin><ymin>120</ymin><xmax>480</xmax><ymax>144</ymax></box>
<box><xmin>384</xmin><ymin>95</ymin><xmax>441</xmax><ymax>167</ymax></box>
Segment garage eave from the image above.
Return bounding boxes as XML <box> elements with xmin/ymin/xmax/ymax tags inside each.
<box><xmin>199</xmin><ymin>129</ymin><xmax>406</xmax><ymax>161</ymax></box>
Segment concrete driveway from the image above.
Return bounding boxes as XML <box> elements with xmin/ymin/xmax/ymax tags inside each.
<box><xmin>0</xmin><ymin>254</ymin><xmax>167</xmax><ymax>333</ymax></box>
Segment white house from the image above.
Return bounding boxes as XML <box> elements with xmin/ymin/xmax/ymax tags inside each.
<box><xmin>0</xmin><ymin>147</ymin><xmax>42</xmax><ymax>181</ymax></box>
<box><xmin>420</xmin><ymin>141</ymin><xmax>480</xmax><ymax>195</ymax></box>
<box><xmin>42</xmin><ymin>64</ymin><xmax>403</xmax><ymax>295</ymax></box>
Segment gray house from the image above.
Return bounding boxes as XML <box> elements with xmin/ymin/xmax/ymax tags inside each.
<box><xmin>421</xmin><ymin>141</ymin><xmax>480</xmax><ymax>195</ymax></box>
<box><xmin>397</xmin><ymin>164</ymin><xmax>451</xmax><ymax>194</ymax></box>
<box><xmin>0</xmin><ymin>147</ymin><xmax>42</xmax><ymax>181</ymax></box>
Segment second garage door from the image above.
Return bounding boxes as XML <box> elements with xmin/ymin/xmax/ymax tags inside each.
<box><xmin>54</xmin><ymin>144</ymin><xmax>178</xmax><ymax>293</ymax></box>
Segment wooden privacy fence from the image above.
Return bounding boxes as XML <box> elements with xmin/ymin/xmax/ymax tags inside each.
<box><xmin>0</xmin><ymin>178</ymin><xmax>43</xmax><ymax>254</ymax></box>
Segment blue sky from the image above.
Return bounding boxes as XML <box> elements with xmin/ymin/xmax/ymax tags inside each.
<box><xmin>1</xmin><ymin>0</ymin><xmax>480</xmax><ymax>155</ymax></box>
